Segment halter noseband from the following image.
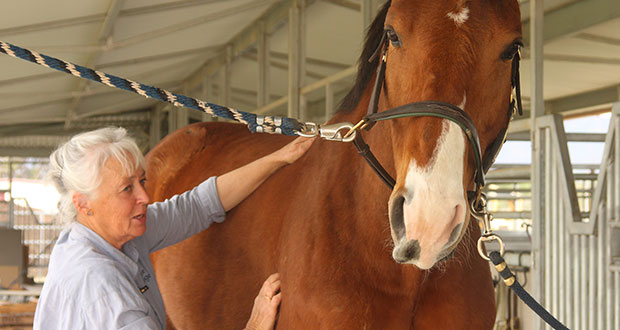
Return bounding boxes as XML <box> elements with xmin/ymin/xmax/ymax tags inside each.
<box><xmin>350</xmin><ymin>30</ymin><xmax>523</xmax><ymax>197</ymax></box>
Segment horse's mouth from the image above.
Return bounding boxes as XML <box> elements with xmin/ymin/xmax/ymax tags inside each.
<box><xmin>391</xmin><ymin>222</ymin><xmax>464</xmax><ymax>268</ymax></box>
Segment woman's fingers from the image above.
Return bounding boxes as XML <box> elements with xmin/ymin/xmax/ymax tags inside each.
<box><xmin>261</xmin><ymin>273</ymin><xmax>281</xmax><ymax>298</ymax></box>
<box><xmin>246</xmin><ymin>273</ymin><xmax>282</xmax><ymax>330</ymax></box>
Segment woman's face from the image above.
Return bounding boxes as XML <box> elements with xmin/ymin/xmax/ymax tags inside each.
<box><xmin>83</xmin><ymin>156</ymin><xmax>150</xmax><ymax>249</ymax></box>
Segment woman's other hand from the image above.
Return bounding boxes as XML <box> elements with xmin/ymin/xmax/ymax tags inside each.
<box><xmin>245</xmin><ymin>273</ymin><xmax>282</xmax><ymax>330</ymax></box>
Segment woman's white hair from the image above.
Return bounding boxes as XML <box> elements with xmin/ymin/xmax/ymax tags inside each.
<box><xmin>48</xmin><ymin>127</ymin><xmax>145</xmax><ymax>224</ymax></box>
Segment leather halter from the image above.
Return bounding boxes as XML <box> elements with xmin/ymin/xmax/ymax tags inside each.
<box><xmin>352</xmin><ymin>30</ymin><xmax>523</xmax><ymax>193</ymax></box>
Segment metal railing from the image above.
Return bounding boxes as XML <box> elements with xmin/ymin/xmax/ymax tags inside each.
<box><xmin>0</xmin><ymin>197</ymin><xmax>62</xmax><ymax>282</ymax></box>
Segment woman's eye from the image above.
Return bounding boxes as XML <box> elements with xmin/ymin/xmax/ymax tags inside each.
<box><xmin>123</xmin><ymin>185</ymin><xmax>132</xmax><ymax>192</ymax></box>
<box><xmin>140</xmin><ymin>179</ymin><xmax>147</xmax><ymax>186</ymax></box>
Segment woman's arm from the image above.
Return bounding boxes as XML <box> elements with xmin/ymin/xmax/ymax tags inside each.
<box><xmin>216</xmin><ymin>137</ymin><xmax>314</xmax><ymax>211</ymax></box>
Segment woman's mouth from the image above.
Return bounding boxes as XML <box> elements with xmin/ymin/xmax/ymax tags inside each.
<box><xmin>132</xmin><ymin>213</ymin><xmax>146</xmax><ymax>223</ymax></box>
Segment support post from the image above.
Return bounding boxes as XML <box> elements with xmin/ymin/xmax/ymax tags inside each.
<box><xmin>288</xmin><ymin>0</ymin><xmax>306</xmax><ymax>119</ymax></box>
<box><xmin>221</xmin><ymin>45</ymin><xmax>232</xmax><ymax>107</ymax></box>
<box><xmin>325</xmin><ymin>83</ymin><xmax>334</xmax><ymax>122</ymax></box>
<box><xmin>175</xmin><ymin>84</ymin><xmax>190</xmax><ymax>129</ymax></box>
<box><xmin>8</xmin><ymin>158</ymin><xmax>13</xmax><ymax>227</ymax></box>
<box><xmin>361</xmin><ymin>0</ymin><xmax>373</xmax><ymax>33</ymax></box>
<box><xmin>167</xmin><ymin>105</ymin><xmax>177</xmax><ymax>134</ymax></box>
<box><xmin>257</xmin><ymin>20</ymin><xmax>270</xmax><ymax>108</ymax></box>
<box><xmin>202</xmin><ymin>78</ymin><xmax>212</xmax><ymax>122</ymax></box>
<box><xmin>530</xmin><ymin>1</ymin><xmax>545</xmax><ymax>330</ymax></box>
<box><xmin>149</xmin><ymin>106</ymin><xmax>162</xmax><ymax>149</ymax></box>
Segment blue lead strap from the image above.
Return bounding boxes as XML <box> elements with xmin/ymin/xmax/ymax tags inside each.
<box><xmin>489</xmin><ymin>251</ymin><xmax>570</xmax><ymax>330</ymax></box>
<box><xmin>0</xmin><ymin>40</ymin><xmax>304</xmax><ymax>136</ymax></box>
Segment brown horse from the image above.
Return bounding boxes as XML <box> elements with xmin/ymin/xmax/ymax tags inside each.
<box><xmin>146</xmin><ymin>0</ymin><xmax>522</xmax><ymax>328</ymax></box>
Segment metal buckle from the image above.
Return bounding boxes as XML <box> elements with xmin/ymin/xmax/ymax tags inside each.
<box><xmin>296</xmin><ymin>122</ymin><xmax>357</xmax><ymax>142</ymax></box>
<box><xmin>319</xmin><ymin>122</ymin><xmax>356</xmax><ymax>142</ymax></box>
<box><xmin>477</xmin><ymin>234</ymin><xmax>505</xmax><ymax>261</ymax></box>
<box><xmin>296</xmin><ymin>122</ymin><xmax>319</xmax><ymax>138</ymax></box>
<box><xmin>469</xmin><ymin>191</ymin><xmax>505</xmax><ymax>260</ymax></box>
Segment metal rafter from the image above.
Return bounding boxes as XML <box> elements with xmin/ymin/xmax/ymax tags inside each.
<box><xmin>322</xmin><ymin>0</ymin><xmax>360</xmax><ymax>11</ymax></box>
<box><xmin>182</xmin><ymin>0</ymin><xmax>297</xmax><ymax>91</ymax></box>
<box><xmin>574</xmin><ymin>32</ymin><xmax>620</xmax><ymax>46</ymax></box>
<box><xmin>0</xmin><ymin>0</ymin><xmax>235</xmax><ymax>37</ymax></box>
<box><xmin>65</xmin><ymin>0</ymin><xmax>126</xmax><ymax>128</ymax></box>
<box><xmin>522</xmin><ymin>0</ymin><xmax>620</xmax><ymax>45</ymax></box>
<box><xmin>521</xmin><ymin>49</ymin><xmax>620</xmax><ymax>65</ymax></box>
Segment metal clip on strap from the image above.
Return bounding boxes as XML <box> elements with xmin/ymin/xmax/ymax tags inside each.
<box><xmin>297</xmin><ymin>122</ymin><xmax>358</xmax><ymax>143</ymax></box>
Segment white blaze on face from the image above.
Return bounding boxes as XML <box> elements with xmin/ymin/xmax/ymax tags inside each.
<box><xmin>447</xmin><ymin>6</ymin><xmax>469</xmax><ymax>26</ymax></box>
<box><xmin>400</xmin><ymin>116</ymin><xmax>467</xmax><ymax>269</ymax></box>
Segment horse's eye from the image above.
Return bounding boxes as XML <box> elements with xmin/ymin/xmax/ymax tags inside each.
<box><xmin>386</xmin><ymin>29</ymin><xmax>402</xmax><ymax>48</ymax></box>
<box><xmin>500</xmin><ymin>42</ymin><xmax>522</xmax><ymax>61</ymax></box>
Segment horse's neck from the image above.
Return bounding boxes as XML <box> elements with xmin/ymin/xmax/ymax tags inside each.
<box><xmin>303</xmin><ymin>104</ymin><xmax>407</xmax><ymax>274</ymax></box>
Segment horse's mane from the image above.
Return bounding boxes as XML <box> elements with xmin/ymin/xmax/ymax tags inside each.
<box><xmin>337</xmin><ymin>0</ymin><xmax>391</xmax><ymax>113</ymax></box>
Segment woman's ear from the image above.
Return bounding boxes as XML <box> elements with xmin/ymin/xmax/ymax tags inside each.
<box><xmin>72</xmin><ymin>192</ymin><xmax>91</xmax><ymax>217</ymax></box>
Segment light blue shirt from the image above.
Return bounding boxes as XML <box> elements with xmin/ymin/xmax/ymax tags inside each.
<box><xmin>34</xmin><ymin>177</ymin><xmax>225</xmax><ymax>330</ymax></box>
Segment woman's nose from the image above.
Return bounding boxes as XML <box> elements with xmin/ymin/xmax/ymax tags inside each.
<box><xmin>136</xmin><ymin>184</ymin><xmax>151</xmax><ymax>204</ymax></box>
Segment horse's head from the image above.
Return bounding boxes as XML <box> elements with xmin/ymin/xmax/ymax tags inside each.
<box><xmin>342</xmin><ymin>0</ymin><xmax>522</xmax><ymax>269</ymax></box>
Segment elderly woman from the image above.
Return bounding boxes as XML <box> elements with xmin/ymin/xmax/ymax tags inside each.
<box><xmin>33</xmin><ymin>127</ymin><xmax>313</xmax><ymax>329</ymax></box>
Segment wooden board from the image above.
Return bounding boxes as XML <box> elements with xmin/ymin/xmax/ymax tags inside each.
<box><xmin>0</xmin><ymin>303</ymin><xmax>36</xmax><ymax>329</ymax></box>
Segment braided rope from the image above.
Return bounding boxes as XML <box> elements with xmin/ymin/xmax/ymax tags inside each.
<box><xmin>0</xmin><ymin>40</ymin><xmax>304</xmax><ymax>136</ymax></box>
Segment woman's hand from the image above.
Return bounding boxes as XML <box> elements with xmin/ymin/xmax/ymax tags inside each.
<box><xmin>270</xmin><ymin>137</ymin><xmax>315</xmax><ymax>165</ymax></box>
<box><xmin>245</xmin><ymin>273</ymin><xmax>282</xmax><ymax>330</ymax></box>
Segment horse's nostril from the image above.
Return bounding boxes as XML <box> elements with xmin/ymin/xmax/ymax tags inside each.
<box><xmin>404</xmin><ymin>240</ymin><xmax>420</xmax><ymax>259</ymax></box>
<box><xmin>390</xmin><ymin>195</ymin><xmax>406</xmax><ymax>240</ymax></box>
<box><xmin>393</xmin><ymin>239</ymin><xmax>420</xmax><ymax>263</ymax></box>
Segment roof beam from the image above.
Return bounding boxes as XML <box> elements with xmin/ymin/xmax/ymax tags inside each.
<box><xmin>248</xmin><ymin>49</ymin><xmax>350</xmax><ymax>71</ymax></box>
<box><xmin>521</xmin><ymin>48</ymin><xmax>620</xmax><ymax>65</ymax></box>
<box><xmin>522</xmin><ymin>0</ymin><xmax>620</xmax><ymax>44</ymax></box>
<box><xmin>183</xmin><ymin>0</ymin><xmax>297</xmax><ymax>90</ymax></box>
<box><xmin>241</xmin><ymin>53</ymin><xmax>325</xmax><ymax>80</ymax></box>
<box><xmin>112</xmin><ymin>0</ymin><xmax>278</xmax><ymax>50</ymax></box>
<box><xmin>97</xmin><ymin>45</ymin><xmax>221</xmax><ymax>68</ymax></box>
<box><xmin>574</xmin><ymin>32</ymin><xmax>620</xmax><ymax>46</ymax></box>
<box><xmin>321</xmin><ymin>0</ymin><xmax>360</xmax><ymax>11</ymax></box>
<box><xmin>548</xmin><ymin>84</ymin><xmax>620</xmax><ymax>114</ymax></box>
<box><xmin>65</xmin><ymin>0</ymin><xmax>126</xmax><ymax>128</ymax></box>
<box><xmin>0</xmin><ymin>0</ymin><xmax>234</xmax><ymax>37</ymax></box>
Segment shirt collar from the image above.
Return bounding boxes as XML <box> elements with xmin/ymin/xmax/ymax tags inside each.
<box><xmin>69</xmin><ymin>222</ymin><xmax>141</xmax><ymax>274</ymax></box>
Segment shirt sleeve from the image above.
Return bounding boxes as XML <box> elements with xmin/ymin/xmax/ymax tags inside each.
<box><xmin>141</xmin><ymin>176</ymin><xmax>226</xmax><ymax>253</ymax></box>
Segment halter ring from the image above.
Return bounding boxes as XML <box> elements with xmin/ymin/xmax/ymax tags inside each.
<box><xmin>477</xmin><ymin>234</ymin><xmax>505</xmax><ymax>261</ymax></box>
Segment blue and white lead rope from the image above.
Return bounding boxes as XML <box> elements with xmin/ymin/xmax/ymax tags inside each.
<box><xmin>0</xmin><ymin>40</ymin><xmax>304</xmax><ymax>136</ymax></box>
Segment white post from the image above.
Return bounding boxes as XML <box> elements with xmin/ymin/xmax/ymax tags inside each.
<box><xmin>221</xmin><ymin>45</ymin><xmax>232</xmax><ymax>107</ymax></box>
<box><xmin>257</xmin><ymin>20</ymin><xmax>270</xmax><ymax>108</ymax></box>
<box><xmin>149</xmin><ymin>106</ymin><xmax>162</xmax><ymax>149</ymax></box>
<box><xmin>202</xmin><ymin>78</ymin><xmax>211</xmax><ymax>122</ymax></box>
<box><xmin>530</xmin><ymin>0</ymin><xmax>545</xmax><ymax>330</ymax></box>
<box><xmin>288</xmin><ymin>0</ymin><xmax>306</xmax><ymax>119</ymax></box>
<box><xmin>325</xmin><ymin>83</ymin><xmax>334</xmax><ymax>122</ymax></box>
<box><xmin>361</xmin><ymin>0</ymin><xmax>373</xmax><ymax>33</ymax></box>
<box><xmin>176</xmin><ymin>85</ymin><xmax>189</xmax><ymax>128</ymax></box>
